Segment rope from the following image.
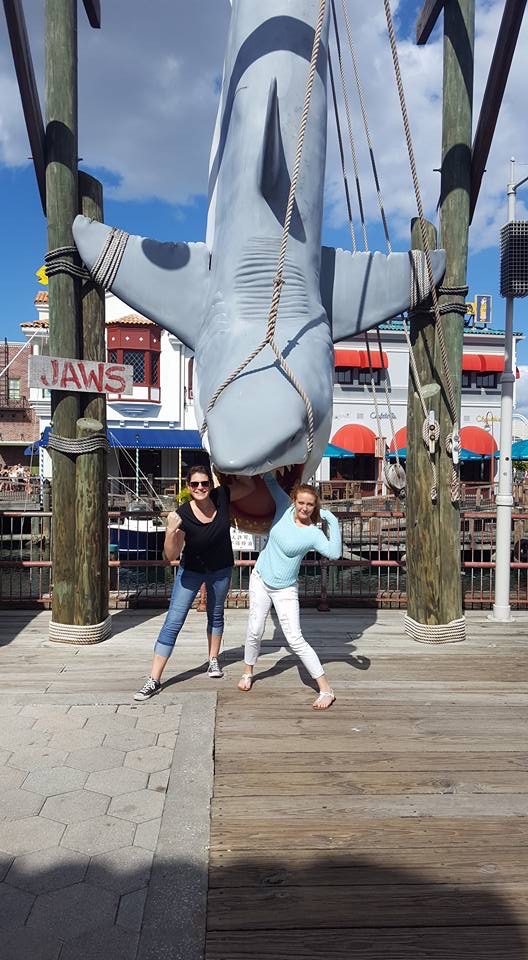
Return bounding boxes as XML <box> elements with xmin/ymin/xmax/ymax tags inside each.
<box><xmin>202</xmin><ymin>0</ymin><xmax>328</xmax><ymax>458</ymax></box>
<box><xmin>404</xmin><ymin>614</ymin><xmax>466</xmax><ymax>644</ymax></box>
<box><xmin>48</xmin><ymin>433</ymin><xmax>109</xmax><ymax>455</ymax></box>
<box><xmin>330</xmin><ymin>0</ymin><xmax>368</xmax><ymax>250</ymax></box>
<box><xmin>49</xmin><ymin>615</ymin><xmax>112</xmax><ymax>645</ymax></box>
<box><xmin>339</xmin><ymin>0</ymin><xmax>392</xmax><ymax>253</ymax></box>
<box><xmin>328</xmin><ymin>49</ymin><xmax>357</xmax><ymax>251</ymax></box>
<box><xmin>384</xmin><ymin>3</ymin><xmax>462</xmax><ymax>504</ymax></box>
<box><xmin>89</xmin><ymin>227</ymin><xmax>129</xmax><ymax>290</ymax></box>
<box><xmin>44</xmin><ymin>246</ymin><xmax>89</xmax><ymax>280</ymax></box>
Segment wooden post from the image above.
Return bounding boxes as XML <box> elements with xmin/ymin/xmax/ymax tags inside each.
<box><xmin>406</xmin><ymin>219</ymin><xmax>442</xmax><ymax>623</ymax></box>
<box><xmin>45</xmin><ymin>0</ymin><xmax>80</xmax><ymax>627</ymax></box>
<box><xmin>74</xmin><ymin>417</ymin><xmax>107</xmax><ymax>626</ymax></box>
<box><xmin>77</xmin><ymin>172</ymin><xmax>109</xmax><ymax>627</ymax></box>
<box><xmin>436</xmin><ymin>0</ymin><xmax>475</xmax><ymax>623</ymax></box>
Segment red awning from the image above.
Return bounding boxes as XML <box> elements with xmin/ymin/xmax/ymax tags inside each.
<box><xmin>334</xmin><ymin>349</ymin><xmax>362</xmax><ymax>367</ymax></box>
<box><xmin>460</xmin><ymin>425</ymin><xmax>498</xmax><ymax>456</ymax></box>
<box><xmin>481</xmin><ymin>355</ymin><xmax>505</xmax><ymax>373</ymax></box>
<box><xmin>462</xmin><ymin>354</ymin><xmax>483</xmax><ymax>372</ymax></box>
<box><xmin>331</xmin><ymin>424</ymin><xmax>377</xmax><ymax>455</ymax></box>
<box><xmin>389</xmin><ymin>426</ymin><xmax>407</xmax><ymax>453</ymax></box>
<box><xmin>334</xmin><ymin>348</ymin><xmax>388</xmax><ymax>369</ymax></box>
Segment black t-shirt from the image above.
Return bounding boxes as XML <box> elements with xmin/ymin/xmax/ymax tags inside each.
<box><xmin>176</xmin><ymin>485</ymin><xmax>234</xmax><ymax>573</ymax></box>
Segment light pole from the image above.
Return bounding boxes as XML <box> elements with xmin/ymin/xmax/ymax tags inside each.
<box><xmin>492</xmin><ymin>158</ymin><xmax>528</xmax><ymax>622</ymax></box>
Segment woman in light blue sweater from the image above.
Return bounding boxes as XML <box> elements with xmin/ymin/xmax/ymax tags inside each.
<box><xmin>238</xmin><ymin>473</ymin><xmax>342</xmax><ymax>709</ymax></box>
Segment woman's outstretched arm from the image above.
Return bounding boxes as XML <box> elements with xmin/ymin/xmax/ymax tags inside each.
<box><xmin>311</xmin><ymin>508</ymin><xmax>342</xmax><ymax>560</ymax></box>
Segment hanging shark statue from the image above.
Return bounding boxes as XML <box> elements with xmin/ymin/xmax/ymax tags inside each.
<box><xmin>73</xmin><ymin>0</ymin><xmax>445</xmax><ymax>530</ymax></box>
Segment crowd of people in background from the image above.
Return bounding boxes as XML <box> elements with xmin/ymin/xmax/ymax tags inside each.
<box><xmin>0</xmin><ymin>463</ymin><xmax>33</xmax><ymax>492</ymax></box>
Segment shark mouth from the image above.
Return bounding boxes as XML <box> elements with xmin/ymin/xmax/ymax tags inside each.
<box><xmin>217</xmin><ymin>464</ymin><xmax>304</xmax><ymax>533</ymax></box>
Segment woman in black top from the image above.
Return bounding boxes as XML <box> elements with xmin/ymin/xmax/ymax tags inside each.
<box><xmin>135</xmin><ymin>465</ymin><xmax>254</xmax><ymax>700</ymax></box>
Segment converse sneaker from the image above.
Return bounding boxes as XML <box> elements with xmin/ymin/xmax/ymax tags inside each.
<box><xmin>207</xmin><ymin>657</ymin><xmax>224</xmax><ymax>679</ymax></box>
<box><xmin>134</xmin><ymin>677</ymin><xmax>161</xmax><ymax>701</ymax></box>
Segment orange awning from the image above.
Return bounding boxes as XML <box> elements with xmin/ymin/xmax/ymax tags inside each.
<box><xmin>460</xmin><ymin>425</ymin><xmax>498</xmax><ymax>456</ymax></box>
<box><xmin>332</xmin><ymin>424</ymin><xmax>377</xmax><ymax>455</ymax></box>
<box><xmin>334</xmin><ymin>348</ymin><xmax>388</xmax><ymax>369</ymax></box>
<box><xmin>389</xmin><ymin>426</ymin><xmax>407</xmax><ymax>453</ymax></box>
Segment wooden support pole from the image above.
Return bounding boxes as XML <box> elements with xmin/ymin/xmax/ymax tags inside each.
<box><xmin>76</xmin><ymin>172</ymin><xmax>109</xmax><ymax>627</ymax></box>
<box><xmin>74</xmin><ymin>418</ymin><xmax>107</xmax><ymax>626</ymax></box>
<box><xmin>46</xmin><ymin>0</ymin><xmax>80</xmax><ymax>628</ymax></box>
<box><xmin>406</xmin><ymin>218</ymin><xmax>441</xmax><ymax>623</ymax></box>
<box><xmin>416</xmin><ymin>0</ymin><xmax>446</xmax><ymax>45</ymax></box>
<box><xmin>437</xmin><ymin>0</ymin><xmax>475</xmax><ymax>624</ymax></box>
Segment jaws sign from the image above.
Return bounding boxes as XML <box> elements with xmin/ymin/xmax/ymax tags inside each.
<box><xmin>29</xmin><ymin>355</ymin><xmax>133</xmax><ymax>395</ymax></box>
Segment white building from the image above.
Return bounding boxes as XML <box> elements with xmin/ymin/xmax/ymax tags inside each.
<box><xmin>22</xmin><ymin>292</ymin><xmax>523</xmax><ymax>486</ymax></box>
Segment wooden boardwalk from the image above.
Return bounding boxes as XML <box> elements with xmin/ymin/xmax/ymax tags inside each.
<box><xmin>204</xmin><ymin>612</ymin><xmax>528</xmax><ymax>959</ymax></box>
<box><xmin>2</xmin><ymin>609</ymin><xmax>528</xmax><ymax>957</ymax></box>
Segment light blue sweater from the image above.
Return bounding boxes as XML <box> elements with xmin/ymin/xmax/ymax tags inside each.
<box><xmin>255</xmin><ymin>474</ymin><xmax>342</xmax><ymax>589</ymax></box>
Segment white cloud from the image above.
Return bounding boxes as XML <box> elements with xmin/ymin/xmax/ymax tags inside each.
<box><xmin>1</xmin><ymin>0</ymin><xmax>527</xmax><ymax>247</ymax></box>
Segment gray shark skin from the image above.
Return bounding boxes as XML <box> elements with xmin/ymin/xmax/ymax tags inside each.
<box><xmin>73</xmin><ymin>0</ymin><xmax>445</xmax><ymax>482</ymax></box>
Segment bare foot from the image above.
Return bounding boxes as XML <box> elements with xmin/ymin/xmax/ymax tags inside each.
<box><xmin>312</xmin><ymin>690</ymin><xmax>335</xmax><ymax>710</ymax></box>
<box><xmin>238</xmin><ymin>673</ymin><xmax>253</xmax><ymax>692</ymax></box>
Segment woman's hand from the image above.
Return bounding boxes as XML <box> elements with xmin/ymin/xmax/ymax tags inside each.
<box><xmin>166</xmin><ymin>511</ymin><xmax>183</xmax><ymax>531</ymax></box>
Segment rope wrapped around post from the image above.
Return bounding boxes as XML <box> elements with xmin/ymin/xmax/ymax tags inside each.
<box><xmin>47</xmin><ymin>433</ymin><xmax>109</xmax><ymax>455</ymax></box>
<box><xmin>45</xmin><ymin>246</ymin><xmax>89</xmax><ymax>280</ymax></box>
<box><xmin>49</xmin><ymin>616</ymin><xmax>112</xmax><ymax>645</ymax></box>
<box><xmin>404</xmin><ymin>614</ymin><xmax>466</xmax><ymax>644</ymax></box>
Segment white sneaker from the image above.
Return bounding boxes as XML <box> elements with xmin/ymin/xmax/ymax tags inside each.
<box><xmin>207</xmin><ymin>657</ymin><xmax>224</xmax><ymax>679</ymax></box>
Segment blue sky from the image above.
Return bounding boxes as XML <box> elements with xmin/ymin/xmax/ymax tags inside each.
<box><xmin>1</xmin><ymin>1</ymin><xmax>527</xmax><ymax>363</ymax></box>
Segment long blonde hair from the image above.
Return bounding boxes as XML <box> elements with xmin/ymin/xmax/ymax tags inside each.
<box><xmin>290</xmin><ymin>482</ymin><xmax>321</xmax><ymax>524</ymax></box>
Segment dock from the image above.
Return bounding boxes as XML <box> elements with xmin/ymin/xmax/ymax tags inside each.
<box><xmin>0</xmin><ymin>608</ymin><xmax>527</xmax><ymax>958</ymax></box>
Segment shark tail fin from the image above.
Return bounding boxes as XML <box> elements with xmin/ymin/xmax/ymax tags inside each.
<box><xmin>320</xmin><ymin>247</ymin><xmax>446</xmax><ymax>343</ymax></box>
<box><xmin>73</xmin><ymin>215</ymin><xmax>210</xmax><ymax>351</ymax></box>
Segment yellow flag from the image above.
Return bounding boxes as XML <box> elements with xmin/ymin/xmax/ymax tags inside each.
<box><xmin>36</xmin><ymin>265</ymin><xmax>48</xmax><ymax>285</ymax></box>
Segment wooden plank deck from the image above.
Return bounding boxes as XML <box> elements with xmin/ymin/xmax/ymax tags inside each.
<box><xmin>205</xmin><ymin>612</ymin><xmax>528</xmax><ymax>960</ymax></box>
<box><xmin>2</xmin><ymin>609</ymin><xmax>528</xmax><ymax>956</ymax></box>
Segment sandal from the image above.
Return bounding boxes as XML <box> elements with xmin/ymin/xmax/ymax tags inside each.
<box><xmin>312</xmin><ymin>689</ymin><xmax>335</xmax><ymax>710</ymax></box>
<box><xmin>238</xmin><ymin>673</ymin><xmax>254</xmax><ymax>692</ymax></box>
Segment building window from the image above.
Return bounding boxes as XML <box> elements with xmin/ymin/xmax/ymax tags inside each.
<box><xmin>123</xmin><ymin>350</ymin><xmax>145</xmax><ymax>384</ymax></box>
<box><xmin>8</xmin><ymin>378</ymin><xmax>21</xmax><ymax>399</ymax></box>
<box><xmin>461</xmin><ymin>372</ymin><xmax>472</xmax><ymax>389</ymax></box>
<box><xmin>108</xmin><ymin>350</ymin><xmax>117</xmax><ymax>363</ymax></box>
<box><xmin>335</xmin><ymin>367</ymin><xmax>381</xmax><ymax>386</ymax></box>
<box><xmin>151</xmin><ymin>353</ymin><xmax>159</xmax><ymax>385</ymax></box>
<box><xmin>476</xmin><ymin>373</ymin><xmax>498</xmax><ymax>390</ymax></box>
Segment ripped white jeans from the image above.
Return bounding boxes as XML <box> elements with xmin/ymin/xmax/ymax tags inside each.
<box><xmin>244</xmin><ymin>570</ymin><xmax>325</xmax><ymax>679</ymax></box>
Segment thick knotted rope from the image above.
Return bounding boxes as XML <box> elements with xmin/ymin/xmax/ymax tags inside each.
<box><xmin>45</xmin><ymin>246</ymin><xmax>89</xmax><ymax>280</ymax></box>
<box><xmin>404</xmin><ymin>614</ymin><xmax>466</xmax><ymax>644</ymax></box>
<box><xmin>89</xmin><ymin>227</ymin><xmax>130</xmax><ymax>290</ymax></box>
<box><xmin>49</xmin><ymin>616</ymin><xmax>112</xmax><ymax>645</ymax></box>
<box><xmin>201</xmin><ymin>0</ymin><xmax>329</xmax><ymax>459</ymax></box>
<box><xmin>48</xmin><ymin>433</ymin><xmax>108</xmax><ymax>455</ymax></box>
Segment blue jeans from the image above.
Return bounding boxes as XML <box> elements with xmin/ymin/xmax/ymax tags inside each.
<box><xmin>154</xmin><ymin>565</ymin><xmax>232</xmax><ymax>658</ymax></box>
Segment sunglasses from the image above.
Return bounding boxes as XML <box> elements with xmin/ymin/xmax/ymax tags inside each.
<box><xmin>189</xmin><ymin>480</ymin><xmax>211</xmax><ymax>489</ymax></box>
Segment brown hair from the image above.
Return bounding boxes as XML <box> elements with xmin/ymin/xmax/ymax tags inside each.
<box><xmin>186</xmin><ymin>464</ymin><xmax>213</xmax><ymax>485</ymax></box>
<box><xmin>290</xmin><ymin>482</ymin><xmax>321</xmax><ymax>524</ymax></box>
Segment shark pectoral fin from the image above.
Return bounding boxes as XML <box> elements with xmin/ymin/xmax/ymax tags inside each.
<box><xmin>73</xmin><ymin>215</ymin><xmax>210</xmax><ymax>351</ymax></box>
<box><xmin>320</xmin><ymin>246</ymin><xmax>446</xmax><ymax>343</ymax></box>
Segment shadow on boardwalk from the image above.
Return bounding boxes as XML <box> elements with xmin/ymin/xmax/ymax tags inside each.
<box><xmin>2</xmin><ymin>851</ymin><xmax>526</xmax><ymax>959</ymax></box>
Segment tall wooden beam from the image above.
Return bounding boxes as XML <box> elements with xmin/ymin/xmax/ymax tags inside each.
<box><xmin>81</xmin><ymin>0</ymin><xmax>100</xmax><ymax>28</ymax></box>
<box><xmin>470</xmin><ymin>0</ymin><xmax>527</xmax><ymax>221</ymax></box>
<box><xmin>436</xmin><ymin>0</ymin><xmax>475</xmax><ymax>627</ymax></box>
<box><xmin>3</xmin><ymin>0</ymin><xmax>46</xmax><ymax>212</ymax></box>
<box><xmin>46</xmin><ymin>0</ymin><xmax>81</xmax><ymax>629</ymax></box>
<box><xmin>416</xmin><ymin>0</ymin><xmax>446</xmax><ymax>45</ymax></box>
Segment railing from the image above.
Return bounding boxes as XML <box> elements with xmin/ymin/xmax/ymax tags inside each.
<box><xmin>2</xmin><ymin>505</ymin><xmax>528</xmax><ymax>610</ymax></box>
